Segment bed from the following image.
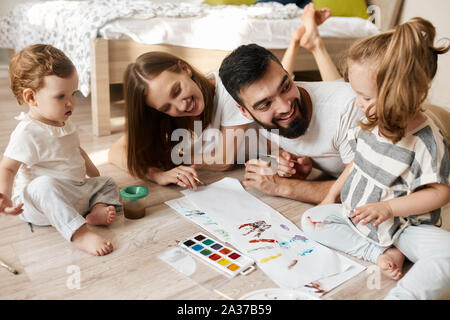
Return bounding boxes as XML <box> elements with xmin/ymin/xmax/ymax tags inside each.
<box><xmin>0</xmin><ymin>0</ymin><xmax>403</xmax><ymax>136</ymax></box>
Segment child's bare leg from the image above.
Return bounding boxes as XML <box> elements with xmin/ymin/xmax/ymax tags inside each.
<box><xmin>71</xmin><ymin>224</ymin><xmax>113</xmax><ymax>256</ymax></box>
<box><xmin>85</xmin><ymin>203</ymin><xmax>116</xmax><ymax>226</ymax></box>
<box><xmin>377</xmin><ymin>247</ymin><xmax>405</xmax><ymax>280</ymax></box>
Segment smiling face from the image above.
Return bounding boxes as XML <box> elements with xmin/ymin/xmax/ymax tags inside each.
<box><xmin>144</xmin><ymin>62</ymin><xmax>205</xmax><ymax>117</ymax></box>
<box><xmin>348</xmin><ymin>60</ymin><xmax>378</xmax><ymax>116</ymax></box>
<box><xmin>237</xmin><ymin>59</ymin><xmax>310</xmax><ymax>138</ymax></box>
<box><xmin>26</xmin><ymin>71</ymin><xmax>79</xmax><ymax>127</ymax></box>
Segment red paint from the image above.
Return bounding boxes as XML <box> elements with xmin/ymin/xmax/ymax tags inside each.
<box><xmin>249</xmin><ymin>239</ymin><xmax>276</xmax><ymax>243</ymax></box>
<box><xmin>307</xmin><ymin>216</ymin><xmax>324</xmax><ymax>228</ymax></box>
<box><xmin>229</xmin><ymin>253</ymin><xmax>240</xmax><ymax>260</ymax></box>
<box><xmin>209</xmin><ymin>254</ymin><xmax>221</xmax><ymax>261</ymax></box>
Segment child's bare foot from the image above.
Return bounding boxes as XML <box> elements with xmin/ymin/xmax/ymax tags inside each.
<box><xmin>71</xmin><ymin>224</ymin><xmax>113</xmax><ymax>256</ymax></box>
<box><xmin>377</xmin><ymin>247</ymin><xmax>405</xmax><ymax>280</ymax></box>
<box><xmin>85</xmin><ymin>203</ymin><xmax>116</xmax><ymax>226</ymax></box>
<box><xmin>299</xmin><ymin>3</ymin><xmax>332</xmax><ymax>51</ymax></box>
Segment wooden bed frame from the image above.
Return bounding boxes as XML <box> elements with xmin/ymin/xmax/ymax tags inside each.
<box><xmin>90</xmin><ymin>0</ymin><xmax>403</xmax><ymax>136</ymax></box>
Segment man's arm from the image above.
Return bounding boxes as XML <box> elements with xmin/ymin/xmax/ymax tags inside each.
<box><xmin>243</xmin><ymin>159</ymin><xmax>334</xmax><ymax>204</ymax></box>
<box><xmin>274</xmin><ymin>176</ymin><xmax>335</xmax><ymax>204</ymax></box>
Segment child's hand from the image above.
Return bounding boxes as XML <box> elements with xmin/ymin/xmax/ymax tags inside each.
<box><xmin>277</xmin><ymin>151</ymin><xmax>312</xmax><ymax>179</ymax></box>
<box><xmin>350</xmin><ymin>202</ymin><xmax>394</xmax><ymax>227</ymax></box>
<box><xmin>0</xmin><ymin>193</ymin><xmax>24</xmax><ymax>215</ymax></box>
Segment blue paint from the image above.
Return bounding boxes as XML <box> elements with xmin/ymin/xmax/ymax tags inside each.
<box><xmin>192</xmin><ymin>244</ymin><xmax>204</xmax><ymax>251</ymax></box>
<box><xmin>299</xmin><ymin>249</ymin><xmax>314</xmax><ymax>256</ymax></box>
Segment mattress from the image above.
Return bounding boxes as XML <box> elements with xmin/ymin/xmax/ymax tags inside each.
<box><xmin>100</xmin><ymin>15</ymin><xmax>379</xmax><ymax>51</ymax></box>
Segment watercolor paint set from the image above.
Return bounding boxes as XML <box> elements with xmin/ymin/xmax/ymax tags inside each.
<box><xmin>179</xmin><ymin>232</ymin><xmax>255</xmax><ymax>278</ymax></box>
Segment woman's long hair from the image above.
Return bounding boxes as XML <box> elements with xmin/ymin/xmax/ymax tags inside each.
<box><xmin>124</xmin><ymin>52</ymin><xmax>215</xmax><ymax>180</ymax></box>
<box><xmin>342</xmin><ymin>17</ymin><xmax>449</xmax><ymax>143</ymax></box>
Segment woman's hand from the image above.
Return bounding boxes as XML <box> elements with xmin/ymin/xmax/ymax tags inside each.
<box><xmin>0</xmin><ymin>193</ymin><xmax>24</xmax><ymax>215</ymax></box>
<box><xmin>277</xmin><ymin>151</ymin><xmax>312</xmax><ymax>179</ymax></box>
<box><xmin>152</xmin><ymin>165</ymin><xmax>200</xmax><ymax>190</ymax></box>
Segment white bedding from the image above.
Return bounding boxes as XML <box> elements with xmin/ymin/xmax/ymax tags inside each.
<box><xmin>0</xmin><ymin>0</ymin><xmax>379</xmax><ymax>97</ymax></box>
<box><xmin>100</xmin><ymin>15</ymin><xmax>379</xmax><ymax>51</ymax></box>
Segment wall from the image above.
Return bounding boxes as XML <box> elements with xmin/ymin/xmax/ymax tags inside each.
<box><xmin>399</xmin><ymin>0</ymin><xmax>450</xmax><ymax>109</ymax></box>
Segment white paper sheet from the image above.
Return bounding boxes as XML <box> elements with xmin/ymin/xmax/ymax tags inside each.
<box><xmin>166</xmin><ymin>177</ymin><xmax>365</xmax><ymax>293</ymax></box>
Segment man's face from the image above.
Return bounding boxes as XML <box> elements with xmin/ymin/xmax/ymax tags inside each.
<box><xmin>237</xmin><ymin>59</ymin><xmax>310</xmax><ymax>139</ymax></box>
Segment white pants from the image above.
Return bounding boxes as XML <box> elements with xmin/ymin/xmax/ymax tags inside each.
<box><xmin>301</xmin><ymin>204</ymin><xmax>450</xmax><ymax>300</ymax></box>
<box><xmin>18</xmin><ymin>176</ymin><xmax>122</xmax><ymax>242</ymax></box>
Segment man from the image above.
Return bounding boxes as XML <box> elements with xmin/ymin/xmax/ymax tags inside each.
<box><xmin>219</xmin><ymin>43</ymin><xmax>363</xmax><ymax>204</ymax></box>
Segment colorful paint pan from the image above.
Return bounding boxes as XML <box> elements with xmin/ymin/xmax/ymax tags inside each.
<box><xmin>179</xmin><ymin>232</ymin><xmax>255</xmax><ymax>278</ymax></box>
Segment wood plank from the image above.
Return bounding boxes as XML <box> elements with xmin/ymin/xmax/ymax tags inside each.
<box><xmin>90</xmin><ymin>38</ymin><xmax>111</xmax><ymax>136</ymax></box>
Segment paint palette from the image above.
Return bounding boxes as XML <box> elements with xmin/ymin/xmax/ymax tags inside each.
<box><xmin>179</xmin><ymin>232</ymin><xmax>255</xmax><ymax>278</ymax></box>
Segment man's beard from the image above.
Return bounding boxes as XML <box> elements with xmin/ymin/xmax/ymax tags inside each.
<box><xmin>252</xmin><ymin>97</ymin><xmax>310</xmax><ymax>139</ymax></box>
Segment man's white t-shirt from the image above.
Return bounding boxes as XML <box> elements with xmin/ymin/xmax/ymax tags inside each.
<box><xmin>4</xmin><ymin>113</ymin><xmax>86</xmax><ymax>203</ymax></box>
<box><xmin>174</xmin><ymin>71</ymin><xmax>253</xmax><ymax>158</ymax></box>
<box><xmin>261</xmin><ymin>80</ymin><xmax>364</xmax><ymax>178</ymax></box>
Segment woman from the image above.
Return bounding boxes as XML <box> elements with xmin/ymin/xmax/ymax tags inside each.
<box><xmin>108</xmin><ymin>52</ymin><xmax>253</xmax><ymax>190</ymax></box>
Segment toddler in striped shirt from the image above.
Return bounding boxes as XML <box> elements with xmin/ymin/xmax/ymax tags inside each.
<box><xmin>301</xmin><ymin>17</ymin><xmax>450</xmax><ymax>299</ymax></box>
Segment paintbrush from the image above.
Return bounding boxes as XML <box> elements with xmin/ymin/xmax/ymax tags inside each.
<box><xmin>177</xmin><ymin>149</ymin><xmax>206</xmax><ymax>185</ymax></box>
<box><xmin>193</xmin><ymin>176</ymin><xmax>205</xmax><ymax>185</ymax></box>
<box><xmin>0</xmin><ymin>259</ymin><xmax>18</xmax><ymax>275</ymax></box>
<box><xmin>256</xmin><ymin>152</ymin><xmax>297</xmax><ymax>163</ymax></box>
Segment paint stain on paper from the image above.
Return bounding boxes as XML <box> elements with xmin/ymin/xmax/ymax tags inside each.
<box><xmin>249</xmin><ymin>239</ymin><xmax>277</xmax><ymax>243</ymax></box>
<box><xmin>278</xmin><ymin>241</ymin><xmax>291</xmax><ymax>249</ymax></box>
<box><xmin>184</xmin><ymin>210</ymin><xmax>218</xmax><ymax>226</ymax></box>
<box><xmin>299</xmin><ymin>249</ymin><xmax>314</xmax><ymax>256</ymax></box>
<box><xmin>280</xmin><ymin>224</ymin><xmax>289</xmax><ymax>231</ymax></box>
<box><xmin>288</xmin><ymin>259</ymin><xmax>298</xmax><ymax>270</ymax></box>
<box><xmin>184</xmin><ymin>210</ymin><xmax>205</xmax><ymax>216</ymax></box>
<box><xmin>278</xmin><ymin>235</ymin><xmax>308</xmax><ymax>249</ymax></box>
<box><xmin>214</xmin><ymin>229</ymin><xmax>230</xmax><ymax>239</ymax></box>
<box><xmin>247</xmin><ymin>246</ymin><xmax>275</xmax><ymax>253</ymax></box>
<box><xmin>292</xmin><ymin>235</ymin><xmax>308</xmax><ymax>242</ymax></box>
<box><xmin>239</xmin><ymin>221</ymin><xmax>271</xmax><ymax>237</ymax></box>
<box><xmin>304</xmin><ymin>281</ymin><xmax>327</xmax><ymax>294</ymax></box>
<box><xmin>260</xmin><ymin>253</ymin><xmax>282</xmax><ymax>263</ymax></box>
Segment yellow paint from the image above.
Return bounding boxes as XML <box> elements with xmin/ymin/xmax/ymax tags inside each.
<box><xmin>218</xmin><ymin>258</ymin><xmax>231</xmax><ymax>266</ymax></box>
<box><xmin>259</xmin><ymin>253</ymin><xmax>282</xmax><ymax>263</ymax></box>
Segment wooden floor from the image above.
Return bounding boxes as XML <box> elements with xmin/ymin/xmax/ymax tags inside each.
<box><xmin>0</xmin><ymin>71</ymin><xmax>449</xmax><ymax>300</ymax></box>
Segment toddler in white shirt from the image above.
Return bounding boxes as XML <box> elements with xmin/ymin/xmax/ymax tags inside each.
<box><xmin>0</xmin><ymin>44</ymin><xmax>122</xmax><ymax>256</ymax></box>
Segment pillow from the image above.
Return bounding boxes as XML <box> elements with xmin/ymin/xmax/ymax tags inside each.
<box><xmin>255</xmin><ymin>0</ymin><xmax>312</xmax><ymax>8</ymax></box>
<box><xmin>313</xmin><ymin>0</ymin><xmax>370</xmax><ymax>19</ymax></box>
<box><xmin>203</xmin><ymin>0</ymin><xmax>258</xmax><ymax>5</ymax></box>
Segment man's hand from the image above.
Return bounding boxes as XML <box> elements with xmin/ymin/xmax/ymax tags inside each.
<box><xmin>243</xmin><ymin>159</ymin><xmax>280</xmax><ymax>196</ymax></box>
